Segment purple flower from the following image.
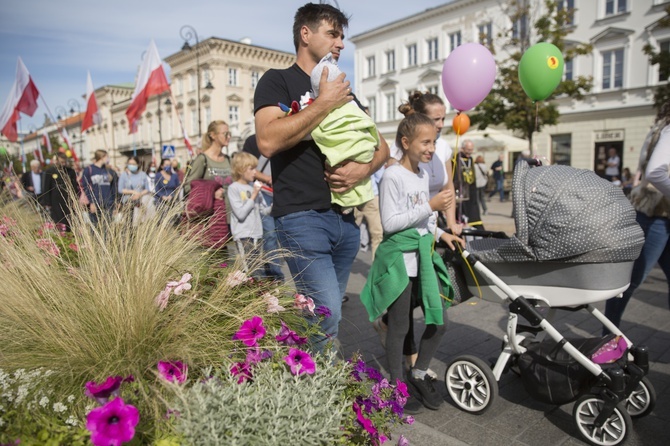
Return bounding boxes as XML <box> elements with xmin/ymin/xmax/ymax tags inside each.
<box><xmin>365</xmin><ymin>367</ymin><xmax>384</xmax><ymax>382</ymax></box>
<box><xmin>232</xmin><ymin>316</ymin><xmax>266</xmax><ymax>347</ymax></box>
<box><xmin>404</xmin><ymin>415</ymin><xmax>415</xmax><ymax>425</ymax></box>
<box><xmin>283</xmin><ymin>348</ymin><xmax>316</xmax><ymax>376</ymax></box>
<box><xmin>397</xmin><ymin>435</ymin><xmax>410</xmax><ymax>446</ymax></box>
<box><xmin>246</xmin><ymin>347</ymin><xmax>273</xmax><ymax>365</ymax></box>
<box><xmin>157</xmin><ymin>360</ymin><xmax>188</xmax><ymax>384</ymax></box>
<box><xmin>315</xmin><ymin>305</ymin><xmax>331</xmax><ymax>318</ymax></box>
<box><xmin>351</xmin><ymin>359</ymin><xmax>368</xmax><ymax>382</ymax></box>
<box><xmin>230</xmin><ymin>362</ymin><xmax>253</xmax><ymax>384</ymax></box>
<box><xmin>275</xmin><ymin>321</ymin><xmax>308</xmax><ymax>346</ymax></box>
<box><xmin>353</xmin><ymin>401</ymin><xmax>378</xmax><ymax>437</ymax></box>
<box><xmin>85</xmin><ymin>376</ymin><xmax>123</xmax><ymax>404</ymax></box>
<box><xmin>86</xmin><ymin>397</ymin><xmax>139</xmax><ymax>446</ymax></box>
<box><xmin>395</xmin><ymin>380</ymin><xmax>409</xmax><ymax>398</ymax></box>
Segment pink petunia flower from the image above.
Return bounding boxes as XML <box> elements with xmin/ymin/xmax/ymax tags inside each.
<box><xmin>404</xmin><ymin>416</ymin><xmax>415</xmax><ymax>425</ymax></box>
<box><xmin>283</xmin><ymin>348</ymin><xmax>316</xmax><ymax>376</ymax></box>
<box><xmin>85</xmin><ymin>376</ymin><xmax>123</xmax><ymax>405</ymax></box>
<box><xmin>230</xmin><ymin>361</ymin><xmax>253</xmax><ymax>384</ymax></box>
<box><xmin>226</xmin><ymin>270</ymin><xmax>250</xmax><ymax>287</ymax></box>
<box><xmin>154</xmin><ymin>288</ymin><xmax>171</xmax><ymax>312</ymax></box>
<box><xmin>275</xmin><ymin>321</ymin><xmax>308</xmax><ymax>346</ymax></box>
<box><xmin>0</xmin><ymin>224</ymin><xmax>9</xmax><ymax>237</ymax></box>
<box><xmin>157</xmin><ymin>360</ymin><xmax>188</xmax><ymax>384</ymax></box>
<box><xmin>232</xmin><ymin>316</ymin><xmax>266</xmax><ymax>347</ymax></box>
<box><xmin>42</xmin><ymin>221</ymin><xmax>56</xmax><ymax>231</ymax></box>
<box><xmin>294</xmin><ymin>293</ymin><xmax>315</xmax><ymax>315</ymax></box>
<box><xmin>397</xmin><ymin>435</ymin><xmax>410</xmax><ymax>446</ymax></box>
<box><xmin>166</xmin><ymin>273</ymin><xmax>192</xmax><ymax>295</ymax></box>
<box><xmin>245</xmin><ymin>347</ymin><xmax>273</xmax><ymax>365</ymax></box>
<box><xmin>36</xmin><ymin>238</ymin><xmax>60</xmax><ymax>256</ymax></box>
<box><xmin>263</xmin><ymin>292</ymin><xmax>285</xmax><ymax>313</ymax></box>
<box><xmin>353</xmin><ymin>401</ymin><xmax>378</xmax><ymax>437</ymax></box>
<box><xmin>86</xmin><ymin>397</ymin><xmax>139</xmax><ymax>446</ymax></box>
<box><xmin>68</xmin><ymin>243</ymin><xmax>80</xmax><ymax>252</ymax></box>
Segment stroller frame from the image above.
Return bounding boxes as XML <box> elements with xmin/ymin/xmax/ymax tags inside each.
<box><xmin>443</xmin><ymin>243</ymin><xmax>654</xmax><ymax>446</ymax></box>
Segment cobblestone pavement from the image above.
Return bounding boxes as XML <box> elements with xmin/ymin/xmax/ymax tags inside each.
<box><xmin>337</xmin><ymin>199</ymin><xmax>670</xmax><ymax>446</ymax></box>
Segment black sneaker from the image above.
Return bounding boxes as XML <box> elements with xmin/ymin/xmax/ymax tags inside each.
<box><xmin>407</xmin><ymin>370</ymin><xmax>442</xmax><ymax>410</ymax></box>
<box><xmin>403</xmin><ymin>391</ymin><xmax>424</xmax><ymax>415</ymax></box>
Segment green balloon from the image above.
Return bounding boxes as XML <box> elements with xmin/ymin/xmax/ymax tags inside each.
<box><xmin>0</xmin><ymin>147</ymin><xmax>7</xmax><ymax>156</ymax></box>
<box><xmin>518</xmin><ymin>42</ymin><xmax>564</xmax><ymax>101</ymax></box>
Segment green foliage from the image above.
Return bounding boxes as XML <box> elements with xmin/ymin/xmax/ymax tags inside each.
<box><xmin>170</xmin><ymin>350</ymin><xmax>351</xmax><ymax>445</ymax></box>
<box><xmin>643</xmin><ymin>5</ymin><xmax>670</xmax><ymax>115</ymax></box>
<box><xmin>469</xmin><ymin>0</ymin><xmax>592</xmax><ymax>151</ymax></box>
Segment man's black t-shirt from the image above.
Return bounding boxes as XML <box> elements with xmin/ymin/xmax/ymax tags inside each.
<box><xmin>491</xmin><ymin>160</ymin><xmax>503</xmax><ymax>180</ymax></box>
<box><xmin>253</xmin><ymin>64</ymin><xmax>331</xmax><ymax>217</ymax></box>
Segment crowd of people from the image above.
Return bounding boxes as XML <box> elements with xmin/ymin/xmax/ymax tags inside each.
<box><xmin>1</xmin><ymin>0</ymin><xmax>666</xmax><ymax>418</ymax></box>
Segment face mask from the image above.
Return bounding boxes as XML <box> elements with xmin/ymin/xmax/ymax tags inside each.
<box><xmin>150</xmin><ymin>167</ymin><xmax>156</xmax><ymax>172</ymax></box>
<box><xmin>128</xmin><ymin>165</ymin><xmax>139</xmax><ymax>173</ymax></box>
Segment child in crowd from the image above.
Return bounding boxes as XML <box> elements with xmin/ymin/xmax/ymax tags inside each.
<box><xmin>309</xmin><ymin>52</ymin><xmax>380</xmax><ymax>210</ymax></box>
<box><xmin>360</xmin><ymin>112</ymin><xmax>464</xmax><ymax>413</ymax></box>
<box><xmin>227</xmin><ymin>152</ymin><xmax>267</xmax><ymax>277</ymax></box>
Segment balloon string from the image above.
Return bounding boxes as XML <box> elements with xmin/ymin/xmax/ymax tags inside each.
<box><xmin>535</xmin><ymin>102</ymin><xmax>539</xmax><ymax>133</ymax></box>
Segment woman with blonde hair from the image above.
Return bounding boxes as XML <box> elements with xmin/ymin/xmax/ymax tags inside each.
<box><xmin>183</xmin><ymin>120</ymin><xmax>233</xmax><ymax>247</ymax></box>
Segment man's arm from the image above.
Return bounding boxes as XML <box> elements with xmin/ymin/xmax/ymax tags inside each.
<box><xmin>325</xmin><ymin>134</ymin><xmax>390</xmax><ymax>194</ymax></box>
<box><xmin>255</xmin><ymin>69</ymin><xmax>352</xmax><ymax>158</ymax></box>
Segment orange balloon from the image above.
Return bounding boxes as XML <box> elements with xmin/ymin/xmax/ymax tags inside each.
<box><xmin>452</xmin><ymin>113</ymin><xmax>470</xmax><ymax>135</ymax></box>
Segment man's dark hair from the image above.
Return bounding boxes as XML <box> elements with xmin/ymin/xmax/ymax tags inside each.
<box><xmin>293</xmin><ymin>2</ymin><xmax>349</xmax><ymax>52</ymax></box>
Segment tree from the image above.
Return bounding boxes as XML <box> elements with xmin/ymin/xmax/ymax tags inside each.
<box><xmin>643</xmin><ymin>5</ymin><xmax>670</xmax><ymax>115</ymax></box>
<box><xmin>469</xmin><ymin>0</ymin><xmax>592</xmax><ymax>153</ymax></box>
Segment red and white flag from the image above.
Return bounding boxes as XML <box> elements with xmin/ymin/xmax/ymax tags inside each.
<box><xmin>0</xmin><ymin>57</ymin><xmax>40</xmax><ymax>142</ymax></box>
<box><xmin>126</xmin><ymin>40</ymin><xmax>170</xmax><ymax>134</ymax></box>
<box><xmin>183</xmin><ymin>129</ymin><xmax>194</xmax><ymax>158</ymax></box>
<box><xmin>41</xmin><ymin>129</ymin><xmax>52</xmax><ymax>153</ymax></box>
<box><xmin>61</xmin><ymin>127</ymin><xmax>79</xmax><ymax>162</ymax></box>
<box><xmin>33</xmin><ymin>135</ymin><xmax>44</xmax><ymax>163</ymax></box>
<box><xmin>81</xmin><ymin>71</ymin><xmax>101</xmax><ymax>133</ymax></box>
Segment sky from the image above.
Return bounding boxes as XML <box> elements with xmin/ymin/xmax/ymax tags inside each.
<box><xmin>0</xmin><ymin>0</ymin><xmax>446</xmax><ymax>132</ymax></box>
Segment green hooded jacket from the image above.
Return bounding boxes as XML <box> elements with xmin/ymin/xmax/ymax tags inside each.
<box><xmin>360</xmin><ymin>227</ymin><xmax>454</xmax><ymax>325</ymax></box>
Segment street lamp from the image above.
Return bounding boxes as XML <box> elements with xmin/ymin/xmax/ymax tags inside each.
<box><xmin>55</xmin><ymin>106</ymin><xmax>67</xmax><ymax>121</ymax></box>
<box><xmin>180</xmin><ymin>24</ymin><xmax>213</xmax><ymax>138</ymax></box>
<box><xmin>67</xmin><ymin>99</ymin><xmax>82</xmax><ymax>160</ymax></box>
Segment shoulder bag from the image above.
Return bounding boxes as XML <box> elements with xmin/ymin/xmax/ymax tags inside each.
<box><xmin>629</xmin><ymin>121</ymin><xmax>670</xmax><ymax>218</ymax></box>
<box><xmin>184</xmin><ymin>154</ymin><xmax>222</xmax><ymax>218</ymax></box>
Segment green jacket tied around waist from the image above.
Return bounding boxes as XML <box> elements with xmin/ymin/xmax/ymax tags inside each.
<box><xmin>360</xmin><ymin>228</ymin><xmax>454</xmax><ymax>325</ymax></box>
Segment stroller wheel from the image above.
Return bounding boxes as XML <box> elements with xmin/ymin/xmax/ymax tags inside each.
<box><xmin>625</xmin><ymin>376</ymin><xmax>656</xmax><ymax>418</ymax></box>
<box><xmin>573</xmin><ymin>394</ymin><xmax>632</xmax><ymax>446</ymax></box>
<box><xmin>444</xmin><ymin>355</ymin><xmax>498</xmax><ymax>414</ymax></box>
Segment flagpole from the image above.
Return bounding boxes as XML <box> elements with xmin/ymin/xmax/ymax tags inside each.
<box><xmin>18</xmin><ymin>120</ymin><xmax>26</xmax><ymax>173</ymax></box>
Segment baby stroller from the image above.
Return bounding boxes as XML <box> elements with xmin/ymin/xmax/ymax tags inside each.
<box><xmin>442</xmin><ymin>161</ymin><xmax>653</xmax><ymax>446</ymax></box>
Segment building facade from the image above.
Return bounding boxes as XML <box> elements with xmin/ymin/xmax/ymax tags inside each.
<box><xmin>81</xmin><ymin>37</ymin><xmax>295</xmax><ymax>168</ymax></box>
<box><xmin>350</xmin><ymin>0</ymin><xmax>669</xmax><ymax>174</ymax></box>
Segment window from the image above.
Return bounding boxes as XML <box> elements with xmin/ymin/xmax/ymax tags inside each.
<box><xmin>478</xmin><ymin>22</ymin><xmax>493</xmax><ymax>47</ymax></box>
<box><xmin>605</xmin><ymin>0</ymin><xmax>627</xmax><ymax>15</ymax></box>
<box><xmin>660</xmin><ymin>40</ymin><xmax>670</xmax><ymax>82</ymax></box>
<box><xmin>366</xmin><ymin>56</ymin><xmax>376</xmax><ymax>77</ymax></box>
<box><xmin>602</xmin><ymin>48</ymin><xmax>624</xmax><ymax>89</ymax></box>
<box><xmin>427</xmin><ymin>85</ymin><xmax>439</xmax><ymax>95</ymax></box>
<box><xmin>190</xmin><ymin>109</ymin><xmax>197</xmax><ymax>135</ymax></box>
<box><xmin>406</xmin><ymin>44</ymin><xmax>417</xmax><ymax>67</ymax></box>
<box><xmin>229</xmin><ymin>105</ymin><xmax>239</xmax><ymax>123</ymax></box>
<box><xmin>385</xmin><ymin>93</ymin><xmax>396</xmax><ymax>121</ymax></box>
<box><xmin>449</xmin><ymin>31</ymin><xmax>461</xmax><ymax>52</ymax></box>
<box><xmin>551</xmin><ymin>134</ymin><xmax>572</xmax><ymax>166</ymax></box>
<box><xmin>557</xmin><ymin>0</ymin><xmax>575</xmax><ymax>25</ymax></box>
<box><xmin>177</xmin><ymin>78</ymin><xmax>183</xmax><ymax>95</ymax></box>
<box><xmin>427</xmin><ymin>38</ymin><xmax>439</xmax><ymax>62</ymax></box>
<box><xmin>251</xmin><ymin>71</ymin><xmax>260</xmax><ymax>88</ymax></box>
<box><xmin>385</xmin><ymin>50</ymin><xmax>395</xmax><ymax>72</ymax></box>
<box><xmin>367</xmin><ymin>97</ymin><xmax>376</xmax><ymax>121</ymax></box>
<box><xmin>564</xmin><ymin>59</ymin><xmax>573</xmax><ymax>81</ymax></box>
<box><xmin>189</xmin><ymin>72</ymin><xmax>196</xmax><ymax>92</ymax></box>
<box><xmin>204</xmin><ymin>106</ymin><xmax>211</xmax><ymax>127</ymax></box>
<box><xmin>512</xmin><ymin>14</ymin><xmax>528</xmax><ymax>41</ymax></box>
<box><xmin>228</xmin><ymin>68</ymin><xmax>238</xmax><ymax>86</ymax></box>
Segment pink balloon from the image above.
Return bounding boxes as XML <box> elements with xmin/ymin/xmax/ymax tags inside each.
<box><xmin>441</xmin><ymin>43</ymin><xmax>496</xmax><ymax>112</ymax></box>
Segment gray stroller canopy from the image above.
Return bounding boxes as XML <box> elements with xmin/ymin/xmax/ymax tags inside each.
<box><xmin>472</xmin><ymin>162</ymin><xmax>644</xmax><ymax>264</ymax></box>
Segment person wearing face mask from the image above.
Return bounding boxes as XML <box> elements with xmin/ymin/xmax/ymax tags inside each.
<box><xmin>82</xmin><ymin>149</ymin><xmax>119</xmax><ymax>227</ymax></box>
<box><xmin>153</xmin><ymin>158</ymin><xmax>180</xmax><ymax>219</ymax></box>
<box><xmin>118</xmin><ymin>156</ymin><xmax>151</xmax><ymax>226</ymax></box>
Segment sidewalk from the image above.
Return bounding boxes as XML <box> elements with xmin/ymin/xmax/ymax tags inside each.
<box><xmin>338</xmin><ymin>199</ymin><xmax>670</xmax><ymax>446</ymax></box>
